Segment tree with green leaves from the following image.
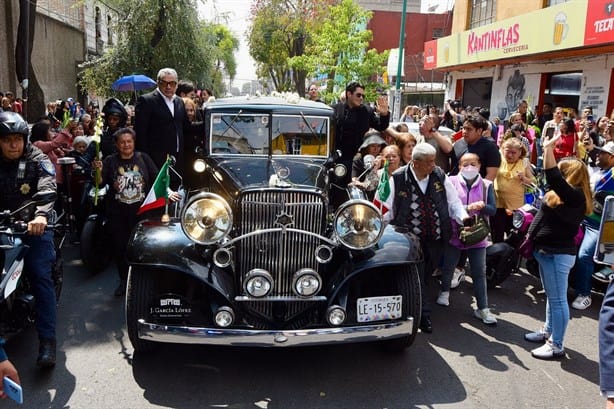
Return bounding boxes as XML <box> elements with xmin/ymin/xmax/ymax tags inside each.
<box><xmin>202</xmin><ymin>24</ymin><xmax>240</xmax><ymax>97</ymax></box>
<box><xmin>289</xmin><ymin>0</ymin><xmax>388</xmax><ymax>104</ymax></box>
<box><xmin>79</xmin><ymin>0</ymin><xmax>236</xmax><ymax>101</ymax></box>
<box><xmin>248</xmin><ymin>0</ymin><xmax>327</xmax><ymax>94</ymax></box>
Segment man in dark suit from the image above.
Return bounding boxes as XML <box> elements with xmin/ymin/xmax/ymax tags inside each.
<box><xmin>600</xmin><ymin>278</ymin><xmax>614</xmax><ymax>408</ymax></box>
<box><xmin>135</xmin><ymin>67</ymin><xmax>192</xmax><ymax>184</ymax></box>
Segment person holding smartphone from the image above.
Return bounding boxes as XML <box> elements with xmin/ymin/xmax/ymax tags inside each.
<box><xmin>0</xmin><ymin>340</ymin><xmax>20</xmax><ymax>400</ymax></box>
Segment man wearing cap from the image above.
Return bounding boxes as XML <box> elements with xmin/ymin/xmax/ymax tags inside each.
<box><xmin>573</xmin><ymin>141</ymin><xmax>614</xmax><ymax>310</ymax></box>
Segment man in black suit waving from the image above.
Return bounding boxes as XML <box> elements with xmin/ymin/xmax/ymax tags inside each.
<box><xmin>135</xmin><ymin>67</ymin><xmax>192</xmax><ymax>185</ymax></box>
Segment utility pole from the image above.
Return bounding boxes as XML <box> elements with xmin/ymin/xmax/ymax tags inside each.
<box><xmin>393</xmin><ymin>0</ymin><xmax>407</xmax><ymax>122</ymax></box>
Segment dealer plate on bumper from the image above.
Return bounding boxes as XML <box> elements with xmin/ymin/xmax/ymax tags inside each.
<box><xmin>357</xmin><ymin>295</ymin><xmax>402</xmax><ymax>323</ymax></box>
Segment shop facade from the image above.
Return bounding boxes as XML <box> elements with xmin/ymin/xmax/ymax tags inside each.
<box><xmin>423</xmin><ymin>0</ymin><xmax>614</xmax><ymax>121</ymax></box>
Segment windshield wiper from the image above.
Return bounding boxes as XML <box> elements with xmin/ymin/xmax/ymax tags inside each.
<box><xmin>298</xmin><ymin>111</ymin><xmax>319</xmax><ymax>139</ymax></box>
<box><xmin>219</xmin><ymin>109</ymin><xmax>243</xmax><ymax>138</ymax></box>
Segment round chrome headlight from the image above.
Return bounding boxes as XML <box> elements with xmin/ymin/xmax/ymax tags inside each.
<box><xmin>181</xmin><ymin>193</ymin><xmax>232</xmax><ymax>245</ymax></box>
<box><xmin>333</xmin><ymin>164</ymin><xmax>347</xmax><ymax>178</ymax></box>
<box><xmin>244</xmin><ymin>269</ymin><xmax>273</xmax><ymax>298</ymax></box>
<box><xmin>214</xmin><ymin>306</ymin><xmax>234</xmax><ymax>327</ymax></box>
<box><xmin>193</xmin><ymin>159</ymin><xmax>206</xmax><ymax>173</ymax></box>
<box><xmin>334</xmin><ymin>200</ymin><xmax>383</xmax><ymax>250</ymax></box>
<box><xmin>293</xmin><ymin>269</ymin><xmax>321</xmax><ymax>297</ymax></box>
<box><xmin>327</xmin><ymin>305</ymin><xmax>346</xmax><ymax>326</ymax></box>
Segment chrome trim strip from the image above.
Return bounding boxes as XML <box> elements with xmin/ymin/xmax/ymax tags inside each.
<box><xmin>234</xmin><ymin>295</ymin><xmax>327</xmax><ymax>302</ymax></box>
<box><xmin>137</xmin><ymin>318</ymin><xmax>414</xmax><ymax>347</ymax></box>
<box><xmin>220</xmin><ymin>227</ymin><xmax>337</xmax><ymax>248</ymax></box>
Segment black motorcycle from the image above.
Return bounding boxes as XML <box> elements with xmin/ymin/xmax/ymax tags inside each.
<box><xmin>0</xmin><ymin>191</ymin><xmax>63</xmax><ymax>338</ymax></box>
<box><xmin>80</xmin><ymin>184</ymin><xmax>111</xmax><ymax>273</ymax></box>
<box><xmin>485</xmin><ymin>203</ymin><xmax>540</xmax><ymax>288</ymax></box>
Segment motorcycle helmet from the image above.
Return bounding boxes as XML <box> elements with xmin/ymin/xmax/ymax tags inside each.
<box><xmin>0</xmin><ymin>111</ymin><xmax>29</xmax><ymax>142</ymax></box>
<box><xmin>102</xmin><ymin>98</ymin><xmax>128</xmax><ymax>128</ymax></box>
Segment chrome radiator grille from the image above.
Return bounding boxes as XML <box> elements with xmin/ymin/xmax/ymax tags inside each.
<box><xmin>238</xmin><ymin>190</ymin><xmax>326</xmax><ymax>296</ymax></box>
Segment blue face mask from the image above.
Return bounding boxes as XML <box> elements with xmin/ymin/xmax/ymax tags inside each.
<box><xmin>460</xmin><ymin>165</ymin><xmax>480</xmax><ymax>180</ymax></box>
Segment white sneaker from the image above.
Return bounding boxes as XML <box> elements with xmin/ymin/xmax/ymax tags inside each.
<box><xmin>473</xmin><ymin>308</ymin><xmax>497</xmax><ymax>325</ymax></box>
<box><xmin>531</xmin><ymin>341</ymin><xmax>565</xmax><ymax>359</ymax></box>
<box><xmin>571</xmin><ymin>295</ymin><xmax>592</xmax><ymax>310</ymax></box>
<box><xmin>436</xmin><ymin>291</ymin><xmax>450</xmax><ymax>306</ymax></box>
<box><xmin>450</xmin><ymin>267</ymin><xmax>465</xmax><ymax>289</ymax></box>
<box><xmin>432</xmin><ymin>268</ymin><xmax>442</xmax><ymax>277</ymax></box>
<box><xmin>524</xmin><ymin>329</ymin><xmax>551</xmax><ymax>343</ymax></box>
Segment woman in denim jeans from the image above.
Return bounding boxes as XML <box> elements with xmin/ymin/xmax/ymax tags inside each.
<box><xmin>524</xmin><ymin>137</ymin><xmax>592</xmax><ymax>359</ymax></box>
<box><xmin>437</xmin><ymin>153</ymin><xmax>497</xmax><ymax>325</ymax></box>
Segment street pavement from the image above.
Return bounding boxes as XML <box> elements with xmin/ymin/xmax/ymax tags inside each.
<box><xmin>2</xmin><ymin>243</ymin><xmax>606</xmax><ymax>408</ymax></box>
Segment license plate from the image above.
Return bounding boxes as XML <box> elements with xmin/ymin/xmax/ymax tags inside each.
<box><xmin>357</xmin><ymin>295</ymin><xmax>403</xmax><ymax>323</ymax></box>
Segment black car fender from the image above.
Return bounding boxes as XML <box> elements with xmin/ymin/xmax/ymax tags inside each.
<box><xmin>126</xmin><ymin>219</ymin><xmax>233</xmax><ymax>299</ymax></box>
<box><xmin>327</xmin><ymin>224</ymin><xmax>422</xmax><ymax>303</ymax></box>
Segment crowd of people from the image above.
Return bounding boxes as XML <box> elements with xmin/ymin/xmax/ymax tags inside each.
<box><xmin>333</xmin><ymin>81</ymin><xmax>614</xmax><ymax>362</ymax></box>
<box><xmin>2</xmin><ymin>77</ymin><xmax>614</xmax><ymax>405</ymax></box>
<box><xmin>0</xmin><ymin>69</ymin><xmax>209</xmax><ymax>386</ymax></box>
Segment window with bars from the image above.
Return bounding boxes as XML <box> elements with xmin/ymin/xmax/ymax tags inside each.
<box><xmin>469</xmin><ymin>0</ymin><xmax>496</xmax><ymax>29</ymax></box>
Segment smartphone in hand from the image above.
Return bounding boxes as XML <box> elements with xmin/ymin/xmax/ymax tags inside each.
<box><xmin>545</xmin><ymin>127</ymin><xmax>555</xmax><ymax>139</ymax></box>
<box><xmin>3</xmin><ymin>376</ymin><xmax>23</xmax><ymax>404</ymax></box>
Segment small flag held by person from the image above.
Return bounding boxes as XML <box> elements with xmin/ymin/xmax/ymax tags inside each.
<box><xmin>137</xmin><ymin>157</ymin><xmax>171</xmax><ymax>215</ymax></box>
<box><xmin>373</xmin><ymin>159</ymin><xmax>392</xmax><ymax>215</ymax></box>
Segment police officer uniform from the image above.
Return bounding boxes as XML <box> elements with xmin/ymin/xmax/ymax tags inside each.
<box><xmin>0</xmin><ymin>112</ymin><xmax>58</xmax><ymax>367</ymax></box>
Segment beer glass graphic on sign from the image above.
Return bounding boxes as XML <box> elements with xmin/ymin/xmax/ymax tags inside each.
<box><xmin>553</xmin><ymin>12</ymin><xmax>568</xmax><ymax>45</ymax></box>
<box><xmin>444</xmin><ymin>43</ymin><xmax>449</xmax><ymax>63</ymax></box>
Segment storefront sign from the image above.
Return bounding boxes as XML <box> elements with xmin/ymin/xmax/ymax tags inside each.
<box><xmin>425</xmin><ymin>2</ymin><xmax>588</xmax><ymax>69</ymax></box>
<box><xmin>584</xmin><ymin>0</ymin><xmax>614</xmax><ymax>45</ymax></box>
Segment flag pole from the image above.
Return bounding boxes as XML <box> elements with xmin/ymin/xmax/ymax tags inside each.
<box><xmin>161</xmin><ymin>155</ymin><xmax>171</xmax><ymax>224</ymax></box>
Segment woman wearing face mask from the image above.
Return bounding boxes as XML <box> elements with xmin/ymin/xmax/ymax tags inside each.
<box><xmin>437</xmin><ymin>153</ymin><xmax>497</xmax><ymax>325</ymax></box>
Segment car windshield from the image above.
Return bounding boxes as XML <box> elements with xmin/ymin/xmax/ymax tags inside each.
<box><xmin>210</xmin><ymin>113</ymin><xmax>329</xmax><ymax>157</ymax></box>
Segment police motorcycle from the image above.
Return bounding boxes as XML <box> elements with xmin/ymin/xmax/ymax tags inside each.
<box><xmin>0</xmin><ymin>191</ymin><xmax>63</xmax><ymax>338</ymax></box>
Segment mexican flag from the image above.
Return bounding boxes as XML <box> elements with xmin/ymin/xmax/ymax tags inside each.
<box><xmin>137</xmin><ymin>158</ymin><xmax>170</xmax><ymax>215</ymax></box>
<box><xmin>373</xmin><ymin>160</ymin><xmax>392</xmax><ymax>215</ymax></box>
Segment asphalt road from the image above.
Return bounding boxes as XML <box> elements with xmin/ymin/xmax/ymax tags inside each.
<box><xmin>2</xmin><ymin>243</ymin><xmax>606</xmax><ymax>409</ymax></box>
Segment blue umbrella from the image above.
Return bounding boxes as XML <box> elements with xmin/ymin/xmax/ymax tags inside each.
<box><xmin>112</xmin><ymin>74</ymin><xmax>157</xmax><ymax>92</ymax></box>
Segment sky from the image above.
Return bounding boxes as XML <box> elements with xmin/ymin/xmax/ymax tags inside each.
<box><xmin>198</xmin><ymin>0</ymin><xmax>454</xmax><ymax>86</ymax></box>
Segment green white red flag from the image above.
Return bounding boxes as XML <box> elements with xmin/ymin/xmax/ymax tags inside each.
<box><xmin>373</xmin><ymin>159</ymin><xmax>392</xmax><ymax>215</ymax></box>
<box><xmin>137</xmin><ymin>158</ymin><xmax>170</xmax><ymax>215</ymax></box>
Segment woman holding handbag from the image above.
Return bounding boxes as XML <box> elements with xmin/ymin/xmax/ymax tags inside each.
<box><xmin>524</xmin><ymin>137</ymin><xmax>592</xmax><ymax>359</ymax></box>
<box><xmin>437</xmin><ymin>152</ymin><xmax>497</xmax><ymax>325</ymax></box>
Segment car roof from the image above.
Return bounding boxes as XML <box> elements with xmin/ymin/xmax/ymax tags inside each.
<box><xmin>205</xmin><ymin>96</ymin><xmax>333</xmax><ymax>115</ymax></box>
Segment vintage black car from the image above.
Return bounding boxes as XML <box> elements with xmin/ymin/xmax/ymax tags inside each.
<box><xmin>125</xmin><ymin>95</ymin><xmax>422</xmax><ymax>352</ymax></box>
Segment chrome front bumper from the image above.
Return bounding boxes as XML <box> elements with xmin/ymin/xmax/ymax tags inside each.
<box><xmin>137</xmin><ymin>317</ymin><xmax>414</xmax><ymax>347</ymax></box>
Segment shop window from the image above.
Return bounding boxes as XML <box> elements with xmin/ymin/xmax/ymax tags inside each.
<box><xmin>469</xmin><ymin>0</ymin><xmax>496</xmax><ymax>29</ymax></box>
<box><xmin>548</xmin><ymin>73</ymin><xmax>581</xmax><ymax>96</ymax></box>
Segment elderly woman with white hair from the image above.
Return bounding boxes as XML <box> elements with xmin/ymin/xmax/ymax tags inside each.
<box><xmin>383</xmin><ymin>142</ymin><xmax>469</xmax><ymax>333</ymax></box>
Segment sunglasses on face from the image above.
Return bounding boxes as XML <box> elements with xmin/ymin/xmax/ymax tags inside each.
<box><xmin>354</xmin><ymin>93</ymin><xmax>365</xmax><ymax>98</ymax></box>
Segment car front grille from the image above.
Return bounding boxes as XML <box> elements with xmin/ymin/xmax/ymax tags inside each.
<box><xmin>238</xmin><ymin>190</ymin><xmax>326</xmax><ymax>296</ymax></box>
